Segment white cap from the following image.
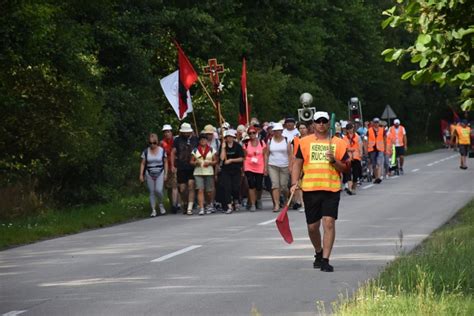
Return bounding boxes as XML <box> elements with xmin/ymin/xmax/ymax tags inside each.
<box><xmin>354</xmin><ymin>118</ymin><xmax>360</xmax><ymax>123</ymax></box>
<box><xmin>313</xmin><ymin>111</ymin><xmax>330</xmax><ymax>121</ymax></box>
<box><xmin>394</xmin><ymin>119</ymin><xmax>400</xmax><ymax>125</ymax></box>
<box><xmin>221</xmin><ymin>122</ymin><xmax>230</xmax><ymax>129</ymax></box>
<box><xmin>162</xmin><ymin>124</ymin><xmax>172</xmax><ymax>131</ymax></box>
<box><xmin>224</xmin><ymin>129</ymin><xmax>237</xmax><ymax>137</ymax></box>
<box><xmin>179</xmin><ymin>122</ymin><xmax>193</xmax><ymax>133</ymax></box>
<box><xmin>272</xmin><ymin>122</ymin><xmax>284</xmax><ymax>131</ymax></box>
<box><xmin>236</xmin><ymin>124</ymin><xmax>246</xmax><ymax>133</ymax></box>
<box><xmin>341</xmin><ymin>121</ymin><xmax>348</xmax><ymax>129</ymax></box>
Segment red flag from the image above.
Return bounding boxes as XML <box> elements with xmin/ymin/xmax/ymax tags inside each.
<box><xmin>174</xmin><ymin>41</ymin><xmax>198</xmax><ymax>119</ymax></box>
<box><xmin>238</xmin><ymin>58</ymin><xmax>249</xmax><ymax>125</ymax></box>
<box><xmin>276</xmin><ymin>204</ymin><xmax>293</xmax><ymax>244</ymax></box>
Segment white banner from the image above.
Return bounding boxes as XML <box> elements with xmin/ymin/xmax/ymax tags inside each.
<box><xmin>160</xmin><ymin>70</ymin><xmax>193</xmax><ymax>120</ymax></box>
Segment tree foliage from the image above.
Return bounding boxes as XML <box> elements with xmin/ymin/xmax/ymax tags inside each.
<box><xmin>381</xmin><ymin>0</ymin><xmax>473</xmax><ymax>111</ymax></box>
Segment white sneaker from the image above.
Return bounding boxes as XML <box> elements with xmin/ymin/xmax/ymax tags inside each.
<box><xmin>249</xmin><ymin>205</ymin><xmax>256</xmax><ymax>212</ymax></box>
<box><xmin>150</xmin><ymin>209</ymin><xmax>157</xmax><ymax>217</ymax></box>
<box><xmin>159</xmin><ymin>204</ymin><xmax>166</xmax><ymax>215</ymax></box>
<box><xmin>187</xmin><ymin>210</ymin><xmax>193</xmax><ymax>215</ymax></box>
<box><xmin>298</xmin><ymin>207</ymin><xmax>305</xmax><ymax>213</ymax></box>
<box><xmin>198</xmin><ymin>209</ymin><xmax>205</xmax><ymax>216</ymax></box>
<box><xmin>225</xmin><ymin>208</ymin><xmax>233</xmax><ymax>214</ymax></box>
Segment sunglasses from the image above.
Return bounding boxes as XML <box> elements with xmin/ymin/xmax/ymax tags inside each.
<box><xmin>314</xmin><ymin>119</ymin><xmax>329</xmax><ymax>124</ymax></box>
<box><xmin>248</xmin><ymin>132</ymin><xmax>257</xmax><ymax>135</ymax></box>
<box><xmin>149</xmin><ymin>142</ymin><xmax>158</xmax><ymax>145</ymax></box>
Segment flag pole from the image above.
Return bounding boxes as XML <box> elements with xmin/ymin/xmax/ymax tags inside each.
<box><xmin>191</xmin><ymin>110</ymin><xmax>199</xmax><ymax>135</ymax></box>
<box><xmin>197</xmin><ymin>76</ymin><xmax>225</xmax><ymax>123</ymax></box>
<box><xmin>245</xmin><ymin>87</ymin><xmax>249</xmax><ymax>126</ymax></box>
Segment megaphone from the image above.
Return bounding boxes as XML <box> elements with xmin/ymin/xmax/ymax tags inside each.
<box><xmin>298</xmin><ymin>107</ymin><xmax>316</xmax><ymax>122</ymax></box>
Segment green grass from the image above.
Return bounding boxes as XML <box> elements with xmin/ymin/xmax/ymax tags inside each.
<box><xmin>407</xmin><ymin>140</ymin><xmax>443</xmax><ymax>155</ymax></box>
<box><xmin>0</xmin><ymin>194</ymin><xmax>156</xmax><ymax>249</ymax></box>
<box><xmin>332</xmin><ymin>200</ymin><xmax>474</xmax><ymax>316</ymax></box>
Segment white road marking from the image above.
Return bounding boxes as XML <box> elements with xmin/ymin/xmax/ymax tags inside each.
<box><xmin>411</xmin><ymin>168</ymin><xmax>419</xmax><ymax>172</ymax></box>
<box><xmin>427</xmin><ymin>163</ymin><xmax>434</xmax><ymax>166</ymax></box>
<box><xmin>257</xmin><ymin>219</ymin><xmax>276</xmax><ymax>226</ymax></box>
<box><xmin>151</xmin><ymin>245</ymin><xmax>202</xmax><ymax>262</ymax></box>
<box><xmin>362</xmin><ymin>184</ymin><xmax>374</xmax><ymax>190</ymax></box>
<box><xmin>391</xmin><ymin>175</ymin><xmax>399</xmax><ymax>179</ymax></box>
<box><xmin>3</xmin><ymin>311</ymin><xmax>27</xmax><ymax>316</ymax></box>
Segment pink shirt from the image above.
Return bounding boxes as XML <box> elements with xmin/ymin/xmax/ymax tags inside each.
<box><xmin>244</xmin><ymin>140</ymin><xmax>266</xmax><ymax>174</ymax></box>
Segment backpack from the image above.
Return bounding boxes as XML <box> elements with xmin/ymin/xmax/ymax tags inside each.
<box><xmin>143</xmin><ymin>147</ymin><xmax>165</xmax><ymax>177</ymax></box>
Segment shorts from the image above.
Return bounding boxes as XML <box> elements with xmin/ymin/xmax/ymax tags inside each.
<box><xmin>343</xmin><ymin>159</ymin><xmax>362</xmax><ymax>182</ymax></box>
<box><xmin>459</xmin><ymin>144</ymin><xmax>469</xmax><ymax>156</ymax></box>
<box><xmin>395</xmin><ymin>146</ymin><xmax>405</xmax><ymax>157</ymax></box>
<box><xmin>303</xmin><ymin>191</ymin><xmax>340</xmax><ymax>224</ymax></box>
<box><xmin>194</xmin><ymin>175</ymin><xmax>214</xmax><ymax>191</ymax></box>
<box><xmin>268</xmin><ymin>165</ymin><xmax>289</xmax><ymax>191</ymax></box>
<box><xmin>245</xmin><ymin>171</ymin><xmax>263</xmax><ymax>190</ymax></box>
<box><xmin>164</xmin><ymin>171</ymin><xmax>177</xmax><ymax>189</ymax></box>
<box><xmin>177</xmin><ymin>169</ymin><xmax>195</xmax><ymax>184</ymax></box>
<box><xmin>369</xmin><ymin>151</ymin><xmax>384</xmax><ymax>169</ymax></box>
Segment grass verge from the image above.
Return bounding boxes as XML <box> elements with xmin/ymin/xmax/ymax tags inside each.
<box><xmin>0</xmin><ymin>194</ymin><xmax>155</xmax><ymax>250</ymax></box>
<box><xmin>406</xmin><ymin>140</ymin><xmax>443</xmax><ymax>155</ymax></box>
<box><xmin>332</xmin><ymin>199</ymin><xmax>474</xmax><ymax>316</ymax></box>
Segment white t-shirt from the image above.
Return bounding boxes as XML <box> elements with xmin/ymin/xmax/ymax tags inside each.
<box><xmin>268</xmin><ymin>137</ymin><xmax>289</xmax><ymax>167</ymax></box>
<box><xmin>282</xmin><ymin>128</ymin><xmax>300</xmax><ymax>143</ymax></box>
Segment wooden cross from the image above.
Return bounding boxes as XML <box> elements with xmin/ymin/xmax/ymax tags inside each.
<box><xmin>203</xmin><ymin>58</ymin><xmax>225</xmax><ymax>93</ymax></box>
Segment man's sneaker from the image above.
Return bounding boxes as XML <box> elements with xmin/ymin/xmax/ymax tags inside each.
<box><xmin>400</xmin><ymin>168</ymin><xmax>404</xmax><ymax>175</ymax></box>
<box><xmin>225</xmin><ymin>208</ymin><xmax>233</xmax><ymax>214</ymax></box>
<box><xmin>345</xmin><ymin>188</ymin><xmax>353</xmax><ymax>195</ymax></box>
<box><xmin>150</xmin><ymin>209</ymin><xmax>157</xmax><ymax>217</ymax></box>
<box><xmin>234</xmin><ymin>204</ymin><xmax>241</xmax><ymax>212</ymax></box>
<box><xmin>159</xmin><ymin>204</ymin><xmax>166</xmax><ymax>215</ymax></box>
<box><xmin>374</xmin><ymin>178</ymin><xmax>382</xmax><ymax>184</ymax></box>
<box><xmin>256</xmin><ymin>200</ymin><xmax>263</xmax><ymax>209</ymax></box>
<box><xmin>198</xmin><ymin>209</ymin><xmax>205</xmax><ymax>216</ymax></box>
<box><xmin>320</xmin><ymin>259</ymin><xmax>334</xmax><ymax>272</ymax></box>
<box><xmin>187</xmin><ymin>210</ymin><xmax>193</xmax><ymax>215</ymax></box>
<box><xmin>249</xmin><ymin>205</ymin><xmax>256</xmax><ymax>212</ymax></box>
<box><xmin>292</xmin><ymin>202</ymin><xmax>301</xmax><ymax>210</ymax></box>
<box><xmin>313</xmin><ymin>250</ymin><xmax>323</xmax><ymax>269</ymax></box>
<box><xmin>205</xmin><ymin>205</ymin><xmax>214</xmax><ymax>214</ymax></box>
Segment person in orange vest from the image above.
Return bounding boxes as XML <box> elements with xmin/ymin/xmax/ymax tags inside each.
<box><xmin>342</xmin><ymin>123</ymin><xmax>362</xmax><ymax>195</ymax></box>
<box><xmin>366</xmin><ymin>117</ymin><xmax>386</xmax><ymax>184</ymax></box>
<box><xmin>451</xmin><ymin>119</ymin><xmax>471</xmax><ymax>169</ymax></box>
<box><xmin>290</xmin><ymin>111</ymin><xmax>350</xmax><ymax>272</ymax></box>
<box><xmin>388</xmin><ymin>119</ymin><xmax>408</xmax><ymax>174</ymax></box>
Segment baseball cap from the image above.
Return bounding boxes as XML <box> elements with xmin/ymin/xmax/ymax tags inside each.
<box><xmin>373</xmin><ymin>117</ymin><xmax>380</xmax><ymax>123</ymax></box>
<box><xmin>162</xmin><ymin>124</ymin><xmax>173</xmax><ymax>131</ymax></box>
<box><xmin>313</xmin><ymin>111</ymin><xmax>330</xmax><ymax>121</ymax></box>
<box><xmin>354</xmin><ymin>118</ymin><xmax>360</xmax><ymax>123</ymax></box>
<box><xmin>394</xmin><ymin>119</ymin><xmax>400</xmax><ymax>125</ymax></box>
<box><xmin>284</xmin><ymin>117</ymin><xmax>296</xmax><ymax>123</ymax></box>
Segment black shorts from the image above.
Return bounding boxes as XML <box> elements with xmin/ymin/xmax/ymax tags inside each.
<box><xmin>459</xmin><ymin>144</ymin><xmax>469</xmax><ymax>156</ymax></box>
<box><xmin>343</xmin><ymin>160</ymin><xmax>362</xmax><ymax>182</ymax></box>
<box><xmin>395</xmin><ymin>146</ymin><xmax>405</xmax><ymax>157</ymax></box>
<box><xmin>245</xmin><ymin>171</ymin><xmax>263</xmax><ymax>190</ymax></box>
<box><xmin>303</xmin><ymin>191</ymin><xmax>341</xmax><ymax>224</ymax></box>
<box><xmin>177</xmin><ymin>169</ymin><xmax>195</xmax><ymax>184</ymax></box>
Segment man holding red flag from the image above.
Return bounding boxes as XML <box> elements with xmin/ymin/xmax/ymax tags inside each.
<box><xmin>290</xmin><ymin>112</ymin><xmax>350</xmax><ymax>272</ymax></box>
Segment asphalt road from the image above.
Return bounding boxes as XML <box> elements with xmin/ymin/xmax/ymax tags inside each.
<box><xmin>1</xmin><ymin>149</ymin><xmax>473</xmax><ymax>316</ymax></box>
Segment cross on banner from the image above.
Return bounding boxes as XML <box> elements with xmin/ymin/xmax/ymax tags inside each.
<box><xmin>203</xmin><ymin>59</ymin><xmax>225</xmax><ymax>92</ymax></box>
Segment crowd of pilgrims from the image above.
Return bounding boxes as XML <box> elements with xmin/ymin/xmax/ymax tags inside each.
<box><xmin>140</xmin><ymin>116</ymin><xmax>404</xmax><ymax>217</ymax></box>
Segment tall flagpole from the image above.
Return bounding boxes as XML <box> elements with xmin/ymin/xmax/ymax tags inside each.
<box><xmin>244</xmin><ymin>58</ymin><xmax>249</xmax><ymax>125</ymax></box>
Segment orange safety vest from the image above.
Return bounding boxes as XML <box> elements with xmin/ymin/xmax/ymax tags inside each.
<box><xmin>298</xmin><ymin>135</ymin><xmax>347</xmax><ymax>192</ymax></box>
<box><xmin>343</xmin><ymin>133</ymin><xmax>361</xmax><ymax>161</ymax></box>
<box><xmin>456</xmin><ymin>126</ymin><xmax>471</xmax><ymax>145</ymax></box>
<box><xmin>388</xmin><ymin>125</ymin><xmax>405</xmax><ymax>147</ymax></box>
<box><xmin>292</xmin><ymin>136</ymin><xmax>300</xmax><ymax>156</ymax></box>
<box><xmin>367</xmin><ymin>127</ymin><xmax>385</xmax><ymax>152</ymax></box>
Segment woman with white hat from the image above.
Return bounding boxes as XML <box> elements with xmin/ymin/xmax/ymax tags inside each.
<box><xmin>140</xmin><ymin>133</ymin><xmax>168</xmax><ymax>217</ymax></box>
<box><xmin>266</xmin><ymin>122</ymin><xmax>291</xmax><ymax>212</ymax></box>
<box><xmin>161</xmin><ymin>124</ymin><xmax>180</xmax><ymax>213</ymax></box>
